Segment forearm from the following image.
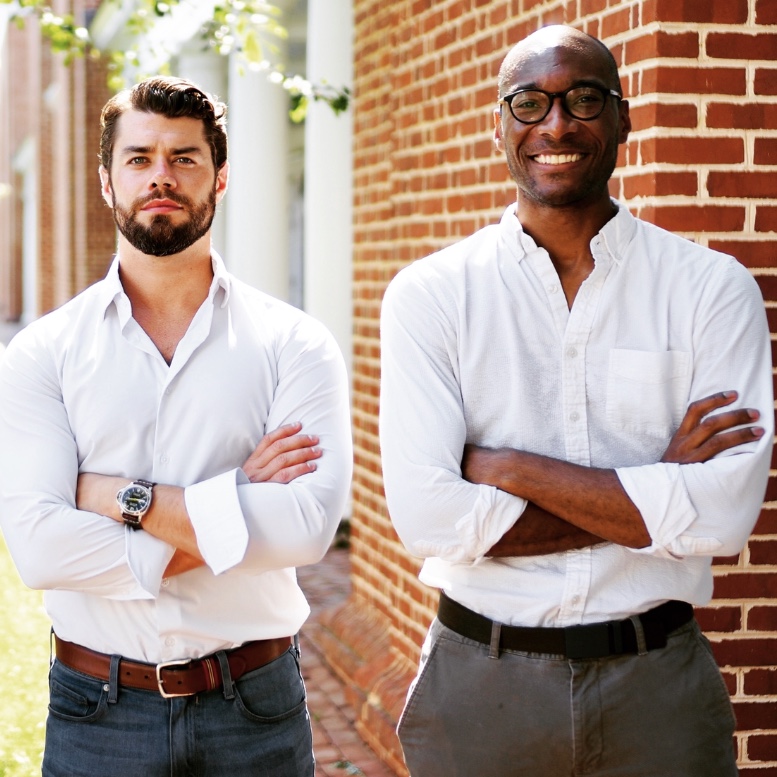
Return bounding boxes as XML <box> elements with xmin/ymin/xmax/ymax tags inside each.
<box><xmin>78</xmin><ymin>474</ymin><xmax>204</xmax><ymax>567</ymax></box>
<box><xmin>487</xmin><ymin>502</ymin><xmax>605</xmax><ymax>556</ymax></box>
<box><xmin>464</xmin><ymin>447</ymin><xmax>650</xmax><ymax>549</ymax></box>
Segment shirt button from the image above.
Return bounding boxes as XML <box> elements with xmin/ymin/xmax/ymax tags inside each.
<box><xmin>549</xmin><ymin>284</ymin><xmax>559</xmax><ymax>294</ymax></box>
<box><xmin>571</xmin><ymin>595</ymin><xmax>581</xmax><ymax>605</ymax></box>
<box><xmin>567</xmin><ymin>347</ymin><xmax>577</xmax><ymax>358</ymax></box>
<box><xmin>569</xmin><ymin>411</ymin><xmax>580</xmax><ymax>422</ymax></box>
<box><xmin>165</xmin><ymin>637</ymin><xmax>175</xmax><ymax>647</ymax></box>
<box><xmin>161</xmin><ymin>578</ymin><xmax>170</xmax><ymax>588</ymax></box>
<box><xmin>160</xmin><ymin>454</ymin><xmax>169</xmax><ymax>464</ymax></box>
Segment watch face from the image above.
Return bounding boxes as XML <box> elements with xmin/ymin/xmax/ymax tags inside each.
<box><xmin>121</xmin><ymin>485</ymin><xmax>152</xmax><ymax>515</ymax></box>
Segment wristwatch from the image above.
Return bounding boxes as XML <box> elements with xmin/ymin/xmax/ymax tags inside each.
<box><xmin>116</xmin><ymin>479</ymin><xmax>156</xmax><ymax>530</ymax></box>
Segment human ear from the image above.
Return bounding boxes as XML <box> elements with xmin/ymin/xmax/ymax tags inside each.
<box><xmin>98</xmin><ymin>166</ymin><xmax>113</xmax><ymax>209</ymax></box>
<box><xmin>493</xmin><ymin>107</ymin><xmax>505</xmax><ymax>153</ymax></box>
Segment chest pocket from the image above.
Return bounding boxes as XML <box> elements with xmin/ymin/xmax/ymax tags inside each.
<box><xmin>606</xmin><ymin>349</ymin><xmax>691</xmax><ymax>437</ymax></box>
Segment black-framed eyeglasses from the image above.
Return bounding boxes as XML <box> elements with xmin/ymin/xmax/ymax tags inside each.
<box><xmin>500</xmin><ymin>85</ymin><xmax>622</xmax><ymax>125</ymax></box>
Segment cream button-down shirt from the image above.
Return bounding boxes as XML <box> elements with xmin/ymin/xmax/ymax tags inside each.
<box><xmin>0</xmin><ymin>253</ymin><xmax>352</xmax><ymax>661</ymax></box>
<box><xmin>380</xmin><ymin>203</ymin><xmax>772</xmax><ymax>627</ymax></box>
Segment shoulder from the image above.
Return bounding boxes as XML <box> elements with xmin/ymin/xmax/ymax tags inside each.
<box><xmin>3</xmin><ymin>281</ymin><xmax>108</xmax><ymax>362</ymax></box>
<box><xmin>226</xmin><ymin>275</ymin><xmax>341</xmax><ymax>354</ymax></box>
<box><xmin>385</xmin><ymin>224</ymin><xmax>501</xmax><ymax>305</ymax></box>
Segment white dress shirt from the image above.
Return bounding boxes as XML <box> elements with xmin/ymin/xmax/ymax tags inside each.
<box><xmin>0</xmin><ymin>253</ymin><xmax>352</xmax><ymax>662</ymax></box>
<box><xmin>380</xmin><ymin>202</ymin><xmax>773</xmax><ymax>627</ymax></box>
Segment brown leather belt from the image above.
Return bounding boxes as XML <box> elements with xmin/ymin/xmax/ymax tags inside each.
<box><xmin>438</xmin><ymin>593</ymin><xmax>694</xmax><ymax>660</ymax></box>
<box><xmin>54</xmin><ymin>635</ymin><xmax>292</xmax><ymax>698</ymax></box>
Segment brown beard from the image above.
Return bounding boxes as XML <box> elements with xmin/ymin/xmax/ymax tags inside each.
<box><xmin>111</xmin><ymin>188</ymin><xmax>216</xmax><ymax>257</ymax></box>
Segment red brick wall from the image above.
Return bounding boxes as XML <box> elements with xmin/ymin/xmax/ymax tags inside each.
<box><xmin>0</xmin><ymin>1</ymin><xmax>114</xmax><ymax>323</ymax></box>
<box><xmin>337</xmin><ymin>0</ymin><xmax>777</xmax><ymax>773</ymax></box>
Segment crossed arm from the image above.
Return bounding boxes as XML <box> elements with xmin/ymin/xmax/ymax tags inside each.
<box><xmin>461</xmin><ymin>392</ymin><xmax>765</xmax><ymax>557</ymax></box>
<box><xmin>76</xmin><ymin>422</ymin><xmax>322</xmax><ymax>577</ymax></box>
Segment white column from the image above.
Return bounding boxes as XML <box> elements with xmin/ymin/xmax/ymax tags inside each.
<box><xmin>176</xmin><ymin>50</ymin><xmax>229</xmax><ymax>257</ymax></box>
<box><xmin>224</xmin><ymin>51</ymin><xmax>290</xmax><ymax>300</ymax></box>
<box><xmin>304</xmin><ymin>0</ymin><xmax>354</xmax><ymax>374</ymax></box>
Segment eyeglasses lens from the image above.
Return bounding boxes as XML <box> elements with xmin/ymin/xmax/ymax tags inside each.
<box><xmin>509</xmin><ymin>87</ymin><xmax>607</xmax><ymax>123</ymax></box>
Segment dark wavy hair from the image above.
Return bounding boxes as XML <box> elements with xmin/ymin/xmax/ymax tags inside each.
<box><xmin>100</xmin><ymin>76</ymin><xmax>228</xmax><ymax>172</ymax></box>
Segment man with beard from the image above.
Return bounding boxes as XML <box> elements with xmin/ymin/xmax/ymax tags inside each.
<box><xmin>380</xmin><ymin>26</ymin><xmax>772</xmax><ymax>776</ymax></box>
<box><xmin>0</xmin><ymin>77</ymin><xmax>352</xmax><ymax>776</ymax></box>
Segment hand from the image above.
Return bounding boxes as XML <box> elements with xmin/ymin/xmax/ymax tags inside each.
<box><xmin>242</xmin><ymin>422</ymin><xmax>322</xmax><ymax>484</ymax></box>
<box><xmin>661</xmin><ymin>391</ymin><xmax>764</xmax><ymax>464</ymax></box>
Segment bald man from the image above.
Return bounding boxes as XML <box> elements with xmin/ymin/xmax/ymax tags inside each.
<box><xmin>380</xmin><ymin>26</ymin><xmax>772</xmax><ymax>776</ymax></box>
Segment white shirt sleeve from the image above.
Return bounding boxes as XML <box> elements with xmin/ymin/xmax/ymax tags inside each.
<box><xmin>184</xmin><ymin>319</ymin><xmax>353</xmax><ymax>574</ymax></box>
<box><xmin>0</xmin><ymin>331</ymin><xmax>172</xmax><ymax>599</ymax></box>
<box><xmin>617</xmin><ymin>259</ymin><xmax>773</xmax><ymax>558</ymax></box>
<box><xmin>379</xmin><ymin>267</ymin><xmax>526</xmax><ymax>564</ymax></box>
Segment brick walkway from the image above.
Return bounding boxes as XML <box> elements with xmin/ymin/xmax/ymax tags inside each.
<box><xmin>298</xmin><ymin>547</ymin><xmax>398</xmax><ymax>777</ymax></box>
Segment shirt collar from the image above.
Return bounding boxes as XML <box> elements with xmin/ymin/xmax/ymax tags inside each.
<box><xmin>100</xmin><ymin>250</ymin><xmax>233</xmax><ymax>324</ymax></box>
<box><xmin>499</xmin><ymin>199</ymin><xmax>637</xmax><ymax>266</ymax></box>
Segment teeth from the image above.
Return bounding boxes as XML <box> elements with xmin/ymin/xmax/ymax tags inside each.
<box><xmin>535</xmin><ymin>154</ymin><xmax>583</xmax><ymax>165</ymax></box>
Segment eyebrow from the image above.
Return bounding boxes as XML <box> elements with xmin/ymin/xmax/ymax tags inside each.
<box><xmin>119</xmin><ymin>145</ymin><xmax>205</xmax><ymax>156</ymax></box>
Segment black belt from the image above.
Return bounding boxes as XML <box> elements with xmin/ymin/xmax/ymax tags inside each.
<box><xmin>438</xmin><ymin>592</ymin><xmax>694</xmax><ymax>660</ymax></box>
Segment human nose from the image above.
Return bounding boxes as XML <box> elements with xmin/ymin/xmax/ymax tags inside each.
<box><xmin>537</xmin><ymin>96</ymin><xmax>578</xmax><ymax>137</ymax></box>
<box><xmin>148</xmin><ymin>160</ymin><xmax>176</xmax><ymax>190</ymax></box>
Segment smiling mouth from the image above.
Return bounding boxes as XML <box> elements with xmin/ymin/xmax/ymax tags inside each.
<box><xmin>533</xmin><ymin>153</ymin><xmax>584</xmax><ymax>165</ymax></box>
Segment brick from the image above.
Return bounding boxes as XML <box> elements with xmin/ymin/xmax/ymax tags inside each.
<box><xmin>623</xmin><ymin>172</ymin><xmax>697</xmax><ymax>199</ymax></box>
<box><xmin>756</xmin><ymin>208</ymin><xmax>777</xmax><ymax>233</ymax></box>
<box><xmin>748</xmin><ymin>733</ymin><xmax>777</xmax><ymax>762</ymax></box>
<box><xmin>744</xmin><ymin>668</ymin><xmax>777</xmax><ymax>696</ymax></box>
<box><xmin>695</xmin><ymin>605</ymin><xmax>742</xmax><ymax>632</ymax></box>
<box><xmin>709</xmin><ymin>241</ymin><xmax>776</xmax><ymax>269</ymax></box>
<box><xmin>754</xmin><ymin>510</ymin><xmax>777</xmax><ymax>535</ymax></box>
<box><xmin>707</xmin><ymin>33</ymin><xmax>777</xmax><ymax>60</ymax></box>
<box><xmin>713</xmin><ymin>573</ymin><xmax>777</xmax><ymax>601</ymax></box>
<box><xmin>708</xmin><ymin>103</ymin><xmax>777</xmax><ymax>130</ymax></box>
<box><xmin>624</xmin><ymin>31</ymin><xmax>699</xmax><ymax>65</ymax></box>
<box><xmin>600</xmin><ymin>7</ymin><xmax>631</xmax><ymax>39</ymax></box>
<box><xmin>643</xmin><ymin>0</ymin><xmax>748</xmax><ymax>24</ymax></box>
<box><xmin>755</xmin><ymin>138</ymin><xmax>777</xmax><ymax>165</ymax></box>
<box><xmin>748</xmin><ymin>606</ymin><xmax>777</xmax><ymax>632</ymax></box>
<box><xmin>638</xmin><ymin>205</ymin><xmax>745</xmax><ymax>233</ymax></box>
<box><xmin>731</xmin><ymin>700</ymin><xmax>777</xmax><ymax>730</ymax></box>
<box><xmin>755</xmin><ymin>68</ymin><xmax>777</xmax><ymax>96</ymax></box>
<box><xmin>641</xmin><ymin>66</ymin><xmax>746</xmax><ymax>96</ymax></box>
<box><xmin>580</xmin><ymin>0</ymin><xmax>607</xmax><ymax>14</ymax></box>
<box><xmin>628</xmin><ymin>103</ymin><xmax>697</xmax><ymax>130</ymax></box>
<box><xmin>756</xmin><ymin>0</ymin><xmax>777</xmax><ymax>24</ymax></box>
<box><xmin>708</xmin><ymin>172</ymin><xmax>777</xmax><ymax>199</ymax></box>
<box><xmin>748</xmin><ymin>539</ymin><xmax>777</xmax><ymax>566</ymax></box>
<box><xmin>641</xmin><ymin>137</ymin><xmax>743</xmax><ymax>165</ymax></box>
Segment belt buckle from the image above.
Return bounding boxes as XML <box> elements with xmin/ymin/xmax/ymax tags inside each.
<box><xmin>156</xmin><ymin>658</ymin><xmax>194</xmax><ymax>698</ymax></box>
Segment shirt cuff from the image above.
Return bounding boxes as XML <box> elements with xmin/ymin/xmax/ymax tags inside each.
<box><xmin>413</xmin><ymin>486</ymin><xmax>526</xmax><ymax>564</ymax></box>
<box><xmin>184</xmin><ymin>468</ymin><xmax>250</xmax><ymax>575</ymax></box>
<box><xmin>616</xmin><ymin>463</ymin><xmax>721</xmax><ymax>558</ymax></box>
<box><xmin>125</xmin><ymin>529</ymin><xmax>175</xmax><ymax>599</ymax></box>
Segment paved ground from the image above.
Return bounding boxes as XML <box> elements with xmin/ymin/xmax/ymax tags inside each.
<box><xmin>298</xmin><ymin>546</ymin><xmax>398</xmax><ymax>777</ymax></box>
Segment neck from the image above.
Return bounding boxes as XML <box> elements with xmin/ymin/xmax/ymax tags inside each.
<box><xmin>516</xmin><ymin>194</ymin><xmax>618</xmax><ymax>308</ymax></box>
<box><xmin>117</xmin><ymin>233</ymin><xmax>214</xmax><ymax>315</ymax></box>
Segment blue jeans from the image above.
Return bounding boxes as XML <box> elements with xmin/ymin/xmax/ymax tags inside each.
<box><xmin>42</xmin><ymin>646</ymin><xmax>314</xmax><ymax>776</ymax></box>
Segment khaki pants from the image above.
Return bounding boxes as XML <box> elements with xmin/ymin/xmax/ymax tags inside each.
<box><xmin>398</xmin><ymin>618</ymin><xmax>737</xmax><ymax>776</ymax></box>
